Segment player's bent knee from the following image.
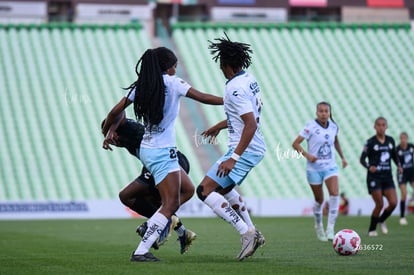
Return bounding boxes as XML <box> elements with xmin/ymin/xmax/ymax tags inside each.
<box><xmin>196</xmin><ymin>185</ymin><xmax>207</xmax><ymax>201</ymax></box>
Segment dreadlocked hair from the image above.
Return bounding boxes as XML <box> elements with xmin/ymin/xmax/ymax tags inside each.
<box><xmin>208</xmin><ymin>32</ymin><xmax>252</xmax><ymax>71</ymax></box>
<box><xmin>317</xmin><ymin>101</ymin><xmax>336</xmax><ymax>125</ymax></box>
<box><xmin>124</xmin><ymin>47</ymin><xmax>177</xmax><ymax>128</ymax></box>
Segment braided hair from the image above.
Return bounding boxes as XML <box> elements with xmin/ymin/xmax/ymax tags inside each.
<box><xmin>125</xmin><ymin>47</ymin><xmax>177</xmax><ymax>128</ymax></box>
<box><xmin>208</xmin><ymin>33</ymin><xmax>252</xmax><ymax>71</ymax></box>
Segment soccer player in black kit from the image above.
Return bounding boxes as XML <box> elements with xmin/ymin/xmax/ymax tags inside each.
<box><xmin>360</xmin><ymin>117</ymin><xmax>402</xmax><ymax>237</ymax></box>
<box><xmin>396</xmin><ymin>132</ymin><xmax>414</xmax><ymax>225</ymax></box>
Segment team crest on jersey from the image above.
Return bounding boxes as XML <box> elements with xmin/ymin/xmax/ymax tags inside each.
<box><xmin>317</xmin><ymin>143</ymin><xmax>332</xmax><ymax>160</ymax></box>
<box><xmin>325</xmin><ymin>134</ymin><xmax>329</xmax><ymax>140</ymax></box>
<box><xmin>380</xmin><ymin>152</ymin><xmax>390</xmax><ymax>162</ymax></box>
<box><xmin>388</xmin><ymin>143</ymin><xmax>393</xmax><ymax>149</ymax></box>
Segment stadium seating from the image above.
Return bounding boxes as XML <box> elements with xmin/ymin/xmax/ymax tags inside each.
<box><xmin>0</xmin><ymin>25</ymin><xmax>141</xmax><ymax>200</ymax></box>
<box><xmin>172</xmin><ymin>22</ymin><xmax>414</xmax><ymax>198</ymax></box>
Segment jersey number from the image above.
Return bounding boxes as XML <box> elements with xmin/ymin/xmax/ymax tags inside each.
<box><xmin>169</xmin><ymin>149</ymin><xmax>177</xmax><ymax>159</ymax></box>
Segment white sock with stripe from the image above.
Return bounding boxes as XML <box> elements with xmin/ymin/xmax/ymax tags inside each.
<box><xmin>134</xmin><ymin>212</ymin><xmax>168</xmax><ymax>255</ymax></box>
<box><xmin>204</xmin><ymin>191</ymin><xmax>248</xmax><ymax>235</ymax></box>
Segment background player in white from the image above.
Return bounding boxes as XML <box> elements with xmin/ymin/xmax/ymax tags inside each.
<box><xmin>197</xmin><ymin>34</ymin><xmax>266</xmax><ymax>261</ymax></box>
<box><xmin>292</xmin><ymin>102</ymin><xmax>347</xmax><ymax>241</ymax></box>
<box><xmin>102</xmin><ymin>47</ymin><xmax>223</xmax><ymax>262</ymax></box>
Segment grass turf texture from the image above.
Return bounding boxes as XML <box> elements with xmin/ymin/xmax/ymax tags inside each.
<box><xmin>1</xmin><ymin>217</ymin><xmax>413</xmax><ymax>274</ymax></box>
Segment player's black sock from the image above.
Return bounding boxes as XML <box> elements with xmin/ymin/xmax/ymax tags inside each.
<box><xmin>379</xmin><ymin>209</ymin><xmax>393</xmax><ymax>223</ymax></box>
<box><xmin>131</xmin><ymin>198</ymin><xmax>158</xmax><ymax>218</ymax></box>
<box><xmin>400</xmin><ymin>200</ymin><xmax>406</xmax><ymax>218</ymax></box>
<box><xmin>368</xmin><ymin>216</ymin><xmax>379</xmax><ymax>231</ymax></box>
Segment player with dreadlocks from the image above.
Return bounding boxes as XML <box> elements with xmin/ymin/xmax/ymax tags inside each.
<box><xmin>102</xmin><ymin>47</ymin><xmax>223</xmax><ymax>262</ymax></box>
<box><xmin>197</xmin><ymin>34</ymin><xmax>266</xmax><ymax>261</ymax></box>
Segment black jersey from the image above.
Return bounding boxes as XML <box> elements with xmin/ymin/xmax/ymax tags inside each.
<box><xmin>396</xmin><ymin>143</ymin><xmax>414</xmax><ymax>170</ymax></box>
<box><xmin>360</xmin><ymin>135</ymin><xmax>400</xmax><ymax>179</ymax></box>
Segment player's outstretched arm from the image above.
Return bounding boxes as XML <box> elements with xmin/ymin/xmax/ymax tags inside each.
<box><xmin>186</xmin><ymin>87</ymin><xmax>223</xmax><ymax>105</ymax></box>
<box><xmin>102</xmin><ymin>97</ymin><xmax>132</xmax><ymax>150</ymax></box>
<box><xmin>102</xmin><ymin>111</ymin><xmax>126</xmax><ymax>151</ymax></box>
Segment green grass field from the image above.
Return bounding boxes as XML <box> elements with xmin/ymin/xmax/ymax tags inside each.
<box><xmin>1</xmin><ymin>216</ymin><xmax>413</xmax><ymax>274</ymax></box>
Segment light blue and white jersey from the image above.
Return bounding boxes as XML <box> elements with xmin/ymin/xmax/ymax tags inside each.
<box><xmin>127</xmin><ymin>74</ymin><xmax>191</xmax><ymax>148</ymax></box>
<box><xmin>224</xmin><ymin>70</ymin><xmax>266</xmax><ymax>155</ymax></box>
<box><xmin>299</xmin><ymin>120</ymin><xmax>339</xmax><ymax>171</ymax></box>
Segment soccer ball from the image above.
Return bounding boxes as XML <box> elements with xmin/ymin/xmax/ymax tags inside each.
<box><xmin>332</xmin><ymin>229</ymin><xmax>361</xmax><ymax>256</ymax></box>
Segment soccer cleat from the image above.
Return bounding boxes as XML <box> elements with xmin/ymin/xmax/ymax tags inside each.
<box><xmin>237</xmin><ymin>228</ymin><xmax>258</xmax><ymax>261</ymax></box>
<box><xmin>315</xmin><ymin>225</ymin><xmax>328</xmax><ymax>242</ymax></box>
<box><xmin>255</xmin><ymin>230</ymin><xmax>266</xmax><ymax>249</ymax></box>
<box><xmin>178</xmin><ymin>229</ymin><xmax>197</xmax><ymax>254</ymax></box>
<box><xmin>400</xmin><ymin>217</ymin><xmax>408</xmax><ymax>225</ymax></box>
<box><xmin>379</xmin><ymin>223</ymin><xmax>388</xmax><ymax>234</ymax></box>
<box><xmin>326</xmin><ymin>228</ymin><xmax>335</xmax><ymax>241</ymax></box>
<box><xmin>368</xmin><ymin>230</ymin><xmax>378</xmax><ymax>237</ymax></box>
<box><xmin>130</xmin><ymin>252</ymin><xmax>160</xmax><ymax>262</ymax></box>
<box><xmin>136</xmin><ymin>222</ymin><xmax>148</xmax><ymax>238</ymax></box>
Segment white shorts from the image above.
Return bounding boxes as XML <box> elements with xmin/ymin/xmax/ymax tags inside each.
<box><xmin>306</xmin><ymin>167</ymin><xmax>338</xmax><ymax>185</ymax></box>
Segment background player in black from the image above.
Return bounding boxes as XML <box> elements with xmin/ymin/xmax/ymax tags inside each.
<box><xmin>360</xmin><ymin>117</ymin><xmax>402</xmax><ymax>237</ymax></box>
<box><xmin>396</xmin><ymin>132</ymin><xmax>414</xmax><ymax>225</ymax></box>
<box><xmin>101</xmin><ymin>112</ymin><xmax>196</xmax><ymax>254</ymax></box>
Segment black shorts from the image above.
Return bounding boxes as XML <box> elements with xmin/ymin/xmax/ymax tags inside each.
<box><xmin>135</xmin><ymin>167</ymin><xmax>160</xmax><ymax>198</ymax></box>
<box><xmin>367</xmin><ymin>175</ymin><xmax>395</xmax><ymax>194</ymax></box>
<box><xmin>397</xmin><ymin>168</ymin><xmax>414</xmax><ymax>185</ymax></box>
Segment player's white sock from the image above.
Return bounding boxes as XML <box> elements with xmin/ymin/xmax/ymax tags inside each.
<box><xmin>327</xmin><ymin>195</ymin><xmax>340</xmax><ymax>231</ymax></box>
<box><xmin>134</xmin><ymin>212</ymin><xmax>168</xmax><ymax>255</ymax></box>
<box><xmin>204</xmin><ymin>191</ymin><xmax>248</xmax><ymax>235</ymax></box>
<box><xmin>224</xmin><ymin>189</ymin><xmax>255</xmax><ymax>230</ymax></box>
<box><xmin>313</xmin><ymin>201</ymin><xmax>323</xmax><ymax>227</ymax></box>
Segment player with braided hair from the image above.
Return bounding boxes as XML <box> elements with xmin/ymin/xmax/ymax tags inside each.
<box><xmin>102</xmin><ymin>47</ymin><xmax>222</xmax><ymax>262</ymax></box>
<box><xmin>101</xmin><ymin>112</ymin><xmax>196</xmax><ymax>254</ymax></box>
<box><xmin>197</xmin><ymin>34</ymin><xmax>266</xmax><ymax>261</ymax></box>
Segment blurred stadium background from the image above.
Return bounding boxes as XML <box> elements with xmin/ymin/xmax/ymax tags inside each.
<box><xmin>0</xmin><ymin>0</ymin><xmax>413</xmax><ymax>219</ymax></box>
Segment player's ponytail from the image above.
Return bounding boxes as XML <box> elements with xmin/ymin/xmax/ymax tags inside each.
<box><xmin>124</xmin><ymin>47</ymin><xmax>176</xmax><ymax>129</ymax></box>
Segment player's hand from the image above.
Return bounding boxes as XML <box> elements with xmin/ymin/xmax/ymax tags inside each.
<box><xmin>307</xmin><ymin>155</ymin><xmax>318</xmax><ymax>163</ymax></box>
<box><xmin>201</xmin><ymin>127</ymin><xmax>221</xmax><ymax>144</ymax></box>
<box><xmin>102</xmin><ymin>139</ymin><xmax>113</xmax><ymax>151</ymax></box>
<box><xmin>102</xmin><ymin>130</ymin><xmax>118</xmax><ymax>151</ymax></box>
<box><xmin>342</xmin><ymin>158</ymin><xmax>348</xmax><ymax>168</ymax></box>
<box><xmin>369</xmin><ymin>166</ymin><xmax>377</xmax><ymax>173</ymax></box>
<box><xmin>217</xmin><ymin>158</ymin><xmax>236</xmax><ymax>177</ymax></box>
